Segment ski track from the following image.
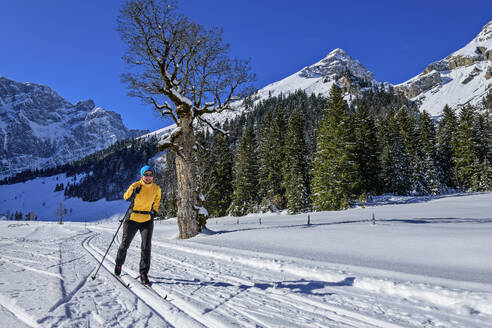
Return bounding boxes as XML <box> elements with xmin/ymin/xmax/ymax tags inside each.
<box><xmin>83</xmin><ymin>232</ymin><xmax>204</xmax><ymax>328</ymax></box>
<box><xmin>84</xmin><ymin>226</ymin><xmax>492</xmax><ymax>328</ymax></box>
<box><xmin>91</xmin><ymin>232</ymin><xmax>333</xmax><ymax>327</ymax></box>
<box><xmin>88</xmin><ymin>230</ymin><xmax>406</xmax><ymax>328</ymax></box>
<box><xmin>0</xmin><ymin>255</ymin><xmax>63</xmax><ymax>280</ymax></box>
<box><xmin>1</xmin><ymin>221</ymin><xmax>491</xmax><ymax>327</ymax></box>
<box><xmin>149</xmin><ymin>239</ymin><xmax>492</xmax><ymax>328</ymax></box>
<box><xmin>149</xmin><ymin>243</ymin><xmax>405</xmax><ymax>328</ymax></box>
<box><xmin>96</xmin><ymin>225</ymin><xmax>392</xmax><ymax>326</ymax></box>
<box><xmin>0</xmin><ymin>227</ymin><xmax>170</xmax><ymax>327</ymax></box>
<box><xmin>0</xmin><ymin>293</ymin><xmax>41</xmax><ymax>328</ymax></box>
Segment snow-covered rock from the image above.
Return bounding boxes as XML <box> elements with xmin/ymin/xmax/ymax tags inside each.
<box><xmin>257</xmin><ymin>48</ymin><xmax>380</xmax><ymax>99</ymax></box>
<box><xmin>0</xmin><ymin>76</ymin><xmax>147</xmax><ymax>179</ymax></box>
<box><xmin>397</xmin><ymin>21</ymin><xmax>492</xmax><ymax>115</ymax></box>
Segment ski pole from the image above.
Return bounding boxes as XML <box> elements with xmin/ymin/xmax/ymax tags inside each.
<box><xmin>91</xmin><ymin>195</ymin><xmax>135</xmax><ymax>280</ymax></box>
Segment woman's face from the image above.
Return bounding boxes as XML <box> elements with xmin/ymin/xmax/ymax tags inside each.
<box><xmin>142</xmin><ymin>171</ymin><xmax>154</xmax><ymax>184</ymax></box>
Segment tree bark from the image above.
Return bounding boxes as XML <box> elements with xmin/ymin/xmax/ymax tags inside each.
<box><xmin>175</xmin><ymin>113</ymin><xmax>202</xmax><ymax>239</ymax></box>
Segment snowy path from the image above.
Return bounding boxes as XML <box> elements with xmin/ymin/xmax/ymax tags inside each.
<box><xmin>0</xmin><ymin>192</ymin><xmax>491</xmax><ymax>327</ymax></box>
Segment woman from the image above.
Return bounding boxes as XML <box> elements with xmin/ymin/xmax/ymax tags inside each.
<box><xmin>114</xmin><ymin>165</ymin><xmax>161</xmax><ymax>285</ymax></box>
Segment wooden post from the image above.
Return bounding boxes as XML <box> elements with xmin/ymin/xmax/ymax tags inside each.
<box><xmin>259</xmin><ymin>217</ymin><xmax>262</xmax><ymax>225</ymax></box>
<box><xmin>308</xmin><ymin>215</ymin><xmax>310</xmax><ymax>225</ymax></box>
<box><xmin>372</xmin><ymin>212</ymin><xmax>376</xmax><ymax>225</ymax></box>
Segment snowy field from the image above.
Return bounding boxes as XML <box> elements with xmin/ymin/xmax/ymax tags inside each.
<box><xmin>0</xmin><ymin>192</ymin><xmax>491</xmax><ymax>327</ymax></box>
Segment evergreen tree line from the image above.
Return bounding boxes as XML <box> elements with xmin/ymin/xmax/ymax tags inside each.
<box><xmin>64</xmin><ymin>137</ymin><xmax>159</xmax><ymax>201</ymax></box>
<box><xmin>1</xmin><ymin>137</ymin><xmax>160</xmax><ymax>202</ymax></box>
<box><xmin>2</xmin><ymin>86</ymin><xmax>489</xmax><ymax>219</ymax></box>
<box><xmin>3</xmin><ymin>210</ymin><xmax>38</xmax><ymax>221</ymax></box>
<box><xmin>164</xmin><ymin>86</ymin><xmax>491</xmax><ymax>217</ymax></box>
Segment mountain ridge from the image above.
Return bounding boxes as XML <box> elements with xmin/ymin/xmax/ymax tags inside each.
<box><xmin>0</xmin><ymin>76</ymin><xmax>148</xmax><ymax>179</ymax></box>
<box><xmin>397</xmin><ymin>20</ymin><xmax>492</xmax><ymax>114</ymax></box>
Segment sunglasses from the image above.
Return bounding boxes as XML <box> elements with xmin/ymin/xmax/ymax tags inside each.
<box><xmin>143</xmin><ymin>173</ymin><xmax>154</xmax><ymax>177</ymax></box>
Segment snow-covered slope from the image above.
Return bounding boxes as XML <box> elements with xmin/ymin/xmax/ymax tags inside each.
<box><xmin>256</xmin><ymin>48</ymin><xmax>379</xmax><ymax>99</ymax></box>
<box><xmin>0</xmin><ymin>192</ymin><xmax>491</xmax><ymax>327</ymax></box>
<box><xmin>205</xmin><ymin>21</ymin><xmax>492</xmax><ymax>127</ymax></box>
<box><xmin>397</xmin><ymin>21</ymin><xmax>492</xmax><ymax>115</ymax></box>
<box><xmin>204</xmin><ymin>48</ymin><xmax>385</xmax><ymax>127</ymax></box>
<box><xmin>0</xmin><ymin>173</ymin><xmax>128</xmax><ymax>221</ymax></box>
<box><xmin>0</xmin><ymin>76</ymin><xmax>148</xmax><ymax>179</ymax></box>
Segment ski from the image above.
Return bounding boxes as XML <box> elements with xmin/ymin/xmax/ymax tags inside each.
<box><xmin>113</xmin><ymin>274</ymin><xmax>130</xmax><ymax>288</ymax></box>
<box><xmin>143</xmin><ymin>284</ymin><xmax>167</xmax><ymax>300</ymax></box>
<box><xmin>137</xmin><ymin>276</ymin><xmax>167</xmax><ymax>299</ymax></box>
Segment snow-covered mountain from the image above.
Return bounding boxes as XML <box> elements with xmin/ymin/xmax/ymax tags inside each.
<box><xmin>205</xmin><ymin>48</ymin><xmax>385</xmax><ymax>126</ymax></box>
<box><xmin>0</xmin><ymin>76</ymin><xmax>147</xmax><ymax>179</ymax></box>
<box><xmin>397</xmin><ymin>21</ymin><xmax>492</xmax><ymax>115</ymax></box>
<box><xmin>256</xmin><ymin>48</ymin><xmax>381</xmax><ymax>99</ymax></box>
<box><xmin>207</xmin><ymin>21</ymin><xmax>492</xmax><ymax>126</ymax></box>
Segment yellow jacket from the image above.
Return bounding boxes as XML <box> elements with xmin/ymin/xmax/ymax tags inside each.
<box><xmin>124</xmin><ymin>179</ymin><xmax>162</xmax><ymax>223</ymax></box>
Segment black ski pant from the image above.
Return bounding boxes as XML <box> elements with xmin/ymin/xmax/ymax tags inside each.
<box><xmin>115</xmin><ymin>219</ymin><xmax>154</xmax><ymax>275</ymax></box>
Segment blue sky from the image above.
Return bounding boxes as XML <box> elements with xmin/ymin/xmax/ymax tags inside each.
<box><xmin>1</xmin><ymin>1</ymin><xmax>491</xmax><ymax>132</ymax></box>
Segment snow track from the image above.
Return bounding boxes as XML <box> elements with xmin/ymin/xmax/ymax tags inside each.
<box><xmin>1</xmin><ymin>191</ymin><xmax>491</xmax><ymax>328</ymax></box>
<box><xmin>146</xmin><ymin>238</ymin><xmax>492</xmax><ymax>328</ymax></box>
<box><xmin>88</xmin><ymin>229</ymin><xmax>395</xmax><ymax>327</ymax></box>
<box><xmin>82</xmin><ymin>233</ymin><xmax>206</xmax><ymax>328</ymax></box>
<box><xmin>150</xmin><ymin>241</ymin><xmax>409</xmax><ymax>328</ymax></box>
<box><xmin>0</xmin><ymin>292</ymin><xmax>40</xmax><ymax>328</ymax></box>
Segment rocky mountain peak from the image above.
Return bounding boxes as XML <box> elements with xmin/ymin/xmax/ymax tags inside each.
<box><xmin>74</xmin><ymin>99</ymin><xmax>96</xmax><ymax>112</ymax></box>
<box><xmin>300</xmin><ymin>48</ymin><xmax>375</xmax><ymax>84</ymax></box>
<box><xmin>0</xmin><ymin>76</ymin><xmax>148</xmax><ymax>179</ymax></box>
<box><xmin>325</xmin><ymin>48</ymin><xmax>348</xmax><ymax>59</ymax></box>
<box><xmin>477</xmin><ymin>21</ymin><xmax>492</xmax><ymax>42</ymax></box>
<box><xmin>397</xmin><ymin>20</ymin><xmax>492</xmax><ymax>115</ymax></box>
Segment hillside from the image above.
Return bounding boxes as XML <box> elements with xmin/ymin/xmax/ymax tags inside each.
<box><xmin>397</xmin><ymin>21</ymin><xmax>492</xmax><ymax>115</ymax></box>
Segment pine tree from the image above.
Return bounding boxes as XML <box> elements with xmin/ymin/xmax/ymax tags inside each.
<box><xmin>353</xmin><ymin>101</ymin><xmax>380</xmax><ymax>196</ymax></box>
<box><xmin>229</xmin><ymin>125</ymin><xmax>259</xmax><ymax>216</ymax></box>
<box><xmin>454</xmin><ymin>106</ymin><xmax>480</xmax><ymax>191</ymax></box>
<box><xmin>283</xmin><ymin>109</ymin><xmax>310</xmax><ymax>213</ymax></box>
<box><xmin>257</xmin><ymin>111</ymin><xmax>274</xmax><ymax>206</ymax></box>
<box><xmin>257</xmin><ymin>109</ymin><xmax>287</xmax><ymax>210</ymax></box>
<box><xmin>397</xmin><ymin>108</ymin><xmax>419</xmax><ymax>159</ymax></box>
<box><xmin>471</xmin><ymin>159</ymin><xmax>492</xmax><ymax>191</ymax></box>
<box><xmin>311</xmin><ymin>85</ymin><xmax>359</xmax><ymax>210</ymax></box>
<box><xmin>436</xmin><ymin>105</ymin><xmax>458</xmax><ymax>189</ymax></box>
<box><xmin>377</xmin><ymin>108</ymin><xmax>411</xmax><ymax>195</ymax></box>
<box><xmin>474</xmin><ymin>110</ymin><xmax>491</xmax><ymax>164</ymax></box>
<box><xmin>484</xmin><ymin>108</ymin><xmax>492</xmax><ymax>166</ymax></box>
<box><xmin>205</xmin><ymin>134</ymin><xmax>234</xmax><ymax>217</ymax></box>
<box><xmin>396</xmin><ymin>108</ymin><xmax>420</xmax><ymax>193</ymax></box>
<box><xmin>416</xmin><ymin>110</ymin><xmax>443</xmax><ymax>194</ymax></box>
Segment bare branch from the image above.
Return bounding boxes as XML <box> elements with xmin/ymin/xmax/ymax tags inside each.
<box><xmin>150</xmin><ymin>97</ymin><xmax>178</xmax><ymax>124</ymax></box>
<box><xmin>197</xmin><ymin>115</ymin><xmax>229</xmax><ymax>136</ymax></box>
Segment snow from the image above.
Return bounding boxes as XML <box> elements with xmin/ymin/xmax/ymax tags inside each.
<box><xmin>255</xmin><ymin>48</ymin><xmax>375</xmax><ymax>101</ymax></box>
<box><xmin>406</xmin><ymin>63</ymin><xmax>492</xmax><ymax>115</ymax></box>
<box><xmin>138</xmin><ymin>124</ymin><xmax>176</xmax><ymax>141</ymax></box>
<box><xmin>202</xmin><ymin>48</ymin><xmax>379</xmax><ymax>129</ymax></box>
<box><xmin>28</xmin><ymin>119</ymin><xmax>70</xmax><ymax>142</ymax></box>
<box><xmin>451</xmin><ymin>21</ymin><xmax>492</xmax><ymax>58</ymax></box>
<box><xmin>398</xmin><ymin>20</ymin><xmax>492</xmax><ymax>116</ymax></box>
<box><xmin>0</xmin><ymin>174</ymin><xmax>129</xmax><ymax>221</ymax></box>
<box><xmin>0</xmin><ymin>192</ymin><xmax>491</xmax><ymax>327</ymax></box>
<box><xmin>170</xmin><ymin>88</ymin><xmax>192</xmax><ymax>107</ymax></box>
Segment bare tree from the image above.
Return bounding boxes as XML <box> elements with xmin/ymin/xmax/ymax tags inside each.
<box><xmin>118</xmin><ymin>0</ymin><xmax>254</xmax><ymax>239</ymax></box>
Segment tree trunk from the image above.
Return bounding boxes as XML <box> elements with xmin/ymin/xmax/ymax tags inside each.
<box><xmin>175</xmin><ymin>113</ymin><xmax>202</xmax><ymax>239</ymax></box>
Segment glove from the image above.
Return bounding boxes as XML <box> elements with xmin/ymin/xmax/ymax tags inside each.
<box><xmin>150</xmin><ymin>209</ymin><xmax>157</xmax><ymax>220</ymax></box>
<box><xmin>131</xmin><ymin>186</ymin><xmax>142</xmax><ymax>198</ymax></box>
